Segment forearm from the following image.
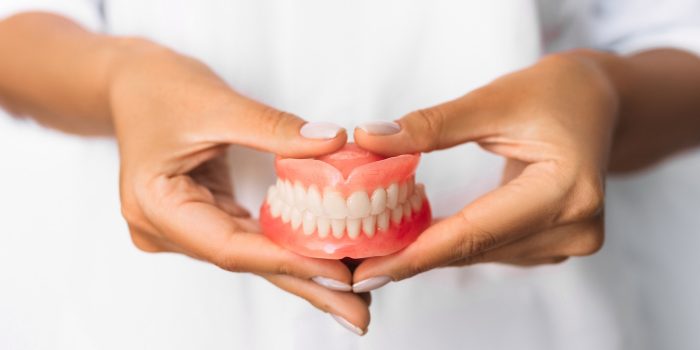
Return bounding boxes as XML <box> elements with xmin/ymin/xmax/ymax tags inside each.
<box><xmin>566</xmin><ymin>49</ymin><xmax>700</xmax><ymax>172</ymax></box>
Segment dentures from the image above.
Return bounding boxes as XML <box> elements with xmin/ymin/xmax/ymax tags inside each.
<box><xmin>260</xmin><ymin>144</ymin><xmax>431</xmax><ymax>259</ymax></box>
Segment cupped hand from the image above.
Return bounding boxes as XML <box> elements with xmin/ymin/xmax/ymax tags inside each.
<box><xmin>352</xmin><ymin>53</ymin><xmax>616</xmax><ymax>291</ymax></box>
<box><xmin>109</xmin><ymin>43</ymin><xmax>369</xmax><ymax>333</ymax></box>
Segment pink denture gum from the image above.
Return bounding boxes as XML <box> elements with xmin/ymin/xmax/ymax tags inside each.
<box><xmin>260</xmin><ymin>144</ymin><xmax>431</xmax><ymax>259</ymax></box>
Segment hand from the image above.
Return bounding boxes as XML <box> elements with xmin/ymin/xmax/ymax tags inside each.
<box><xmin>110</xmin><ymin>42</ymin><xmax>370</xmax><ymax>333</ymax></box>
<box><xmin>352</xmin><ymin>52</ymin><xmax>616</xmax><ymax>290</ymax></box>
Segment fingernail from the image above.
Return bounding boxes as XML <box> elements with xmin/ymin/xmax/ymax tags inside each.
<box><xmin>352</xmin><ymin>275</ymin><xmax>392</xmax><ymax>293</ymax></box>
<box><xmin>300</xmin><ymin>122</ymin><xmax>344</xmax><ymax>139</ymax></box>
<box><xmin>330</xmin><ymin>314</ymin><xmax>364</xmax><ymax>336</ymax></box>
<box><xmin>312</xmin><ymin>276</ymin><xmax>352</xmax><ymax>292</ymax></box>
<box><xmin>356</xmin><ymin>121</ymin><xmax>400</xmax><ymax>135</ymax></box>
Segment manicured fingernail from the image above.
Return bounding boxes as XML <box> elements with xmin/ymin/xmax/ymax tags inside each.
<box><xmin>352</xmin><ymin>275</ymin><xmax>392</xmax><ymax>293</ymax></box>
<box><xmin>331</xmin><ymin>314</ymin><xmax>364</xmax><ymax>336</ymax></box>
<box><xmin>312</xmin><ymin>276</ymin><xmax>352</xmax><ymax>292</ymax></box>
<box><xmin>357</xmin><ymin>121</ymin><xmax>400</xmax><ymax>135</ymax></box>
<box><xmin>300</xmin><ymin>122</ymin><xmax>344</xmax><ymax>139</ymax></box>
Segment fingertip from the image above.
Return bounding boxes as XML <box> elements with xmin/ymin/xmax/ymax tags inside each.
<box><xmin>353</xmin><ymin>124</ymin><xmax>412</xmax><ymax>157</ymax></box>
<box><xmin>280</xmin><ymin>122</ymin><xmax>347</xmax><ymax>158</ymax></box>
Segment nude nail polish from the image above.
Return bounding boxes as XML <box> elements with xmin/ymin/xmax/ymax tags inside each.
<box><xmin>356</xmin><ymin>121</ymin><xmax>400</xmax><ymax>135</ymax></box>
<box><xmin>352</xmin><ymin>275</ymin><xmax>392</xmax><ymax>293</ymax></box>
<box><xmin>312</xmin><ymin>276</ymin><xmax>352</xmax><ymax>292</ymax></box>
<box><xmin>331</xmin><ymin>314</ymin><xmax>364</xmax><ymax>336</ymax></box>
<box><xmin>300</xmin><ymin>122</ymin><xmax>344</xmax><ymax>139</ymax></box>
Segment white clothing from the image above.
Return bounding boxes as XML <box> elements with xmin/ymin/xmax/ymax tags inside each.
<box><xmin>1</xmin><ymin>1</ymin><xmax>700</xmax><ymax>349</ymax></box>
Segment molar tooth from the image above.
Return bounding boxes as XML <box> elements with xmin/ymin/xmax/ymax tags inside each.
<box><xmin>281</xmin><ymin>204</ymin><xmax>291</xmax><ymax>223</ymax></box>
<box><xmin>370</xmin><ymin>188</ymin><xmax>387</xmax><ymax>215</ymax></box>
<box><xmin>317</xmin><ymin>217</ymin><xmax>330</xmax><ymax>238</ymax></box>
<box><xmin>347</xmin><ymin>191</ymin><xmax>371</xmax><ymax>218</ymax></box>
<box><xmin>346</xmin><ymin>218</ymin><xmax>361</xmax><ymax>239</ymax></box>
<box><xmin>407</xmin><ymin>178</ymin><xmax>415</xmax><ymax>198</ymax></box>
<box><xmin>307</xmin><ymin>185</ymin><xmax>324</xmax><ymax>216</ymax></box>
<box><xmin>398</xmin><ymin>182</ymin><xmax>408</xmax><ymax>204</ymax></box>
<box><xmin>403</xmin><ymin>202</ymin><xmax>412</xmax><ymax>219</ymax></box>
<box><xmin>391</xmin><ymin>206</ymin><xmax>403</xmax><ymax>225</ymax></box>
<box><xmin>283</xmin><ymin>180</ymin><xmax>294</xmax><ymax>204</ymax></box>
<box><xmin>270</xmin><ymin>198</ymin><xmax>282</xmax><ymax>218</ymax></box>
<box><xmin>290</xmin><ymin>208</ymin><xmax>302</xmax><ymax>230</ymax></box>
<box><xmin>293</xmin><ymin>182</ymin><xmax>307</xmax><ymax>209</ymax></box>
<box><xmin>410</xmin><ymin>192</ymin><xmax>423</xmax><ymax>212</ymax></box>
<box><xmin>266</xmin><ymin>186</ymin><xmax>277</xmax><ymax>204</ymax></box>
<box><xmin>386</xmin><ymin>183</ymin><xmax>399</xmax><ymax>209</ymax></box>
<box><xmin>323</xmin><ymin>190</ymin><xmax>348</xmax><ymax>219</ymax></box>
<box><xmin>377</xmin><ymin>210</ymin><xmax>390</xmax><ymax>231</ymax></box>
<box><xmin>331</xmin><ymin>219</ymin><xmax>346</xmax><ymax>238</ymax></box>
<box><xmin>362</xmin><ymin>216</ymin><xmax>376</xmax><ymax>238</ymax></box>
<box><xmin>302</xmin><ymin>211</ymin><xmax>316</xmax><ymax>236</ymax></box>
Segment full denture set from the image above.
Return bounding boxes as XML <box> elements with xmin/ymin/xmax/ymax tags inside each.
<box><xmin>260</xmin><ymin>144</ymin><xmax>431</xmax><ymax>259</ymax></box>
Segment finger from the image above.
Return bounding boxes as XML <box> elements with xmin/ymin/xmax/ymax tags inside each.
<box><xmin>208</xmin><ymin>95</ymin><xmax>347</xmax><ymax>158</ymax></box>
<box><xmin>354</xmin><ymin>162</ymin><xmax>573</xmax><ymax>283</ymax></box>
<box><xmin>263</xmin><ymin>273</ymin><xmax>370</xmax><ymax>335</ymax></box>
<box><xmin>146</xmin><ymin>175</ymin><xmax>353</xmax><ymax>286</ymax></box>
<box><xmin>501</xmin><ymin>257</ymin><xmax>569</xmax><ymax>266</ymax></box>
<box><xmin>354</xmin><ymin>89</ymin><xmax>499</xmax><ymax>156</ymax></box>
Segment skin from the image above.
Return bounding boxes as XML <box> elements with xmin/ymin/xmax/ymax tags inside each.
<box><xmin>1</xmin><ymin>12</ymin><xmax>700</xmax><ymax>334</ymax></box>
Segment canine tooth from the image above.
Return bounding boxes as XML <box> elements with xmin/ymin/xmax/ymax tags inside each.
<box><xmin>307</xmin><ymin>185</ymin><xmax>324</xmax><ymax>216</ymax></box>
<box><xmin>290</xmin><ymin>208</ymin><xmax>302</xmax><ymax>229</ymax></box>
<box><xmin>270</xmin><ymin>198</ymin><xmax>282</xmax><ymax>218</ymax></box>
<box><xmin>403</xmin><ymin>202</ymin><xmax>412</xmax><ymax>219</ymax></box>
<box><xmin>370</xmin><ymin>188</ymin><xmax>387</xmax><ymax>215</ymax></box>
<box><xmin>410</xmin><ymin>192</ymin><xmax>423</xmax><ymax>212</ymax></box>
<box><xmin>347</xmin><ymin>191</ymin><xmax>371</xmax><ymax>218</ymax></box>
<box><xmin>323</xmin><ymin>190</ymin><xmax>348</xmax><ymax>219</ymax></box>
<box><xmin>398</xmin><ymin>182</ymin><xmax>408</xmax><ymax>204</ymax></box>
<box><xmin>331</xmin><ymin>219</ymin><xmax>346</xmax><ymax>238</ymax></box>
<box><xmin>391</xmin><ymin>206</ymin><xmax>403</xmax><ymax>224</ymax></box>
<box><xmin>317</xmin><ymin>217</ymin><xmax>330</xmax><ymax>238</ymax></box>
<box><xmin>283</xmin><ymin>180</ymin><xmax>294</xmax><ymax>204</ymax></box>
<box><xmin>281</xmin><ymin>204</ymin><xmax>291</xmax><ymax>223</ymax></box>
<box><xmin>302</xmin><ymin>211</ymin><xmax>316</xmax><ymax>236</ymax></box>
<box><xmin>386</xmin><ymin>183</ymin><xmax>399</xmax><ymax>209</ymax></box>
<box><xmin>266</xmin><ymin>186</ymin><xmax>277</xmax><ymax>204</ymax></box>
<box><xmin>293</xmin><ymin>182</ymin><xmax>307</xmax><ymax>209</ymax></box>
<box><xmin>347</xmin><ymin>218</ymin><xmax>361</xmax><ymax>239</ymax></box>
<box><xmin>362</xmin><ymin>216</ymin><xmax>376</xmax><ymax>237</ymax></box>
<box><xmin>377</xmin><ymin>210</ymin><xmax>390</xmax><ymax>231</ymax></box>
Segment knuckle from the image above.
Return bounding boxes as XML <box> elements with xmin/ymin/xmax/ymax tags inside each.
<box><xmin>412</xmin><ymin>107</ymin><xmax>446</xmax><ymax>151</ymax></box>
<box><xmin>561</xmin><ymin>176</ymin><xmax>605</xmax><ymax>223</ymax></box>
<box><xmin>260</xmin><ymin>107</ymin><xmax>298</xmax><ymax>138</ymax></box>
<box><xmin>128</xmin><ymin>229</ymin><xmax>162</xmax><ymax>253</ymax></box>
<box><xmin>569</xmin><ymin>222</ymin><xmax>605</xmax><ymax>256</ymax></box>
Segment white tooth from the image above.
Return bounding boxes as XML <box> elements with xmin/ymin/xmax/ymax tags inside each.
<box><xmin>398</xmin><ymin>182</ymin><xmax>408</xmax><ymax>204</ymax></box>
<box><xmin>302</xmin><ymin>211</ymin><xmax>316</xmax><ymax>236</ymax></box>
<box><xmin>307</xmin><ymin>185</ymin><xmax>324</xmax><ymax>216</ymax></box>
<box><xmin>407</xmin><ymin>178</ymin><xmax>415</xmax><ymax>198</ymax></box>
<box><xmin>266</xmin><ymin>186</ymin><xmax>277</xmax><ymax>204</ymax></box>
<box><xmin>347</xmin><ymin>218</ymin><xmax>361</xmax><ymax>239</ymax></box>
<box><xmin>293</xmin><ymin>182</ymin><xmax>307</xmax><ymax>209</ymax></box>
<box><xmin>323</xmin><ymin>190</ymin><xmax>348</xmax><ymax>219</ymax></box>
<box><xmin>331</xmin><ymin>219</ymin><xmax>346</xmax><ymax>238</ymax></box>
<box><xmin>370</xmin><ymin>188</ymin><xmax>387</xmax><ymax>215</ymax></box>
<box><xmin>317</xmin><ymin>217</ymin><xmax>330</xmax><ymax>238</ymax></box>
<box><xmin>347</xmin><ymin>191</ymin><xmax>371</xmax><ymax>218</ymax></box>
<box><xmin>377</xmin><ymin>210</ymin><xmax>390</xmax><ymax>231</ymax></box>
<box><xmin>362</xmin><ymin>216</ymin><xmax>376</xmax><ymax>237</ymax></box>
<box><xmin>284</xmin><ymin>180</ymin><xmax>294</xmax><ymax>204</ymax></box>
<box><xmin>270</xmin><ymin>198</ymin><xmax>282</xmax><ymax>218</ymax></box>
<box><xmin>391</xmin><ymin>206</ymin><xmax>403</xmax><ymax>225</ymax></box>
<box><xmin>290</xmin><ymin>208</ymin><xmax>302</xmax><ymax>229</ymax></box>
<box><xmin>410</xmin><ymin>192</ymin><xmax>423</xmax><ymax>212</ymax></box>
<box><xmin>403</xmin><ymin>202</ymin><xmax>412</xmax><ymax>219</ymax></box>
<box><xmin>276</xmin><ymin>178</ymin><xmax>284</xmax><ymax>192</ymax></box>
<box><xmin>281</xmin><ymin>204</ymin><xmax>291</xmax><ymax>223</ymax></box>
<box><xmin>386</xmin><ymin>183</ymin><xmax>399</xmax><ymax>209</ymax></box>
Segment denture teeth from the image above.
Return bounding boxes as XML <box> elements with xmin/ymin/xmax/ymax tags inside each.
<box><xmin>302</xmin><ymin>211</ymin><xmax>315</xmax><ymax>236</ymax></box>
<box><xmin>323</xmin><ymin>190</ymin><xmax>348</xmax><ymax>219</ymax></box>
<box><xmin>317</xmin><ymin>217</ymin><xmax>330</xmax><ymax>238</ymax></box>
<box><xmin>346</xmin><ymin>218</ymin><xmax>361</xmax><ymax>239</ymax></box>
<box><xmin>307</xmin><ymin>185</ymin><xmax>324</xmax><ymax>216</ymax></box>
<box><xmin>290</xmin><ymin>208</ymin><xmax>302</xmax><ymax>230</ymax></box>
<box><xmin>270</xmin><ymin>199</ymin><xmax>282</xmax><ymax>218</ymax></box>
<box><xmin>410</xmin><ymin>192</ymin><xmax>423</xmax><ymax>212</ymax></box>
<box><xmin>281</xmin><ymin>205</ymin><xmax>291</xmax><ymax>223</ymax></box>
<box><xmin>398</xmin><ymin>182</ymin><xmax>408</xmax><ymax>204</ymax></box>
<box><xmin>386</xmin><ymin>183</ymin><xmax>399</xmax><ymax>209</ymax></box>
<box><xmin>362</xmin><ymin>215</ymin><xmax>376</xmax><ymax>237</ymax></box>
<box><xmin>331</xmin><ymin>219</ymin><xmax>346</xmax><ymax>238</ymax></box>
<box><xmin>391</xmin><ymin>206</ymin><xmax>403</xmax><ymax>225</ymax></box>
<box><xmin>402</xmin><ymin>202</ymin><xmax>412</xmax><ymax>219</ymax></box>
<box><xmin>406</xmin><ymin>179</ymin><xmax>414</xmax><ymax>201</ymax></box>
<box><xmin>293</xmin><ymin>182</ymin><xmax>307</xmax><ymax>209</ymax></box>
<box><xmin>283</xmin><ymin>180</ymin><xmax>294</xmax><ymax>204</ymax></box>
<box><xmin>370</xmin><ymin>188</ymin><xmax>387</xmax><ymax>215</ymax></box>
<box><xmin>377</xmin><ymin>210</ymin><xmax>390</xmax><ymax>231</ymax></box>
<box><xmin>266</xmin><ymin>186</ymin><xmax>277</xmax><ymax>204</ymax></box>
<box><xmin>347</xmin><ymin>191</ymin><xmax>371</xmax><ymax>218</ymax></box>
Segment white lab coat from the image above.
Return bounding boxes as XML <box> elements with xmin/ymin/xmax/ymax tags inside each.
<box><xmin>1</xmin><ymin>1</ymin><xmax>700</xmax><ymax>349</ymax></box>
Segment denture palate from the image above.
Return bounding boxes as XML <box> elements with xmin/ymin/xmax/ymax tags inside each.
<box><xmin>265</xmin><ymin>177</ymin><xmax>426</xmax><ymax>240</ymax></box>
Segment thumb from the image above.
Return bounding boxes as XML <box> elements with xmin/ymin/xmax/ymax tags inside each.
<box><xmin>354</xmin><ymin>91</ymin><xmax>494</xmax><ymax>156</ymax></box>
<box><xmin>210</xmin><ymin>94</ymin><xmax>347</xmax><ymax>158</ymax></box>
